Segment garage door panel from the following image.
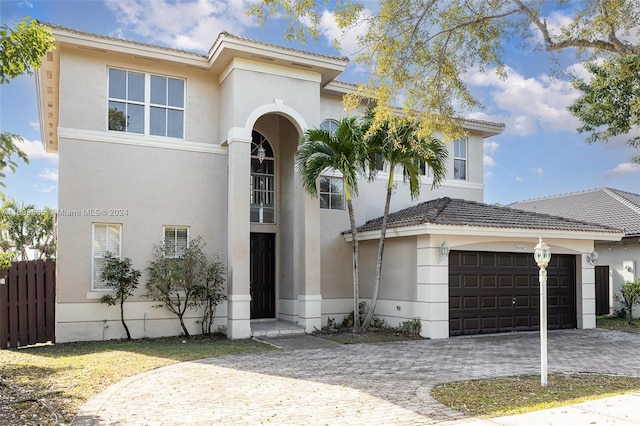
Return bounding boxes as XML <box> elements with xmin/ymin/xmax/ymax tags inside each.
<box><xmin>463</xmin><ymin>296</ymin><xmax>479</xmax><ymax>309</ymax></box>
<box><xmin>449</xmin><ymin>250</ymin><xmax>576</xmax><ymax>336</ymax></box>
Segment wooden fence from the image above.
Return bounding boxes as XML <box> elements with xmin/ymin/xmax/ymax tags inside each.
<box><xmin>0</xmin><ymin>259</ymin><xmax>56</xmax><ymax>349</ymax></box>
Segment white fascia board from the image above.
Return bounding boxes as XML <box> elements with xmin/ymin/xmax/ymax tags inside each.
<box><xmin>58</xmin><ymin>127</ymin><xmax>227</xmax><ymax>155</ymax></box>
<box><xmin>346</xmin><ymin>224</ymin><xmax>624</xmax><ymax>242</ymax></box>
<box><xmin>53</xmin><ymin>30</ymin><xmax>209</xmax><ymax>69</ymax></box>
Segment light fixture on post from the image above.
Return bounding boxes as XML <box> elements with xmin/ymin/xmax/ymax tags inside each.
<box><xmin>439</xmin><ymin>241</ymin><xmax>450</xmax><ymax>263</ymax></box>
<box><xmin>534</xmin><ymin>237</ymin><xmax>551</xmax><ymax>387</ymax></box>
<box><xmin>587</xmin><ymin>250</ymin><xmax>598</xmax><ymax>266</ymax></box>
<box><xmin>257</xmin><ymin>144</ymin><xmax>266</xmax><ymax>164</ymax></box>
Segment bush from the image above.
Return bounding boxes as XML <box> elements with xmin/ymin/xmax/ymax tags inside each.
<box><xmin>146</xmin><ymin>236</ymin><xmax>226</xmax><ymax>338</ymax></box>
<box><xmin>0</xmin><ymin>251</ymin><xmax>12</xmax><ymax>270</ymax></box>
<box><xmin>99</xmin><ymin>252</ymin><xmax>141</xmax><ymax>340</ymax></box>
<box><xmin>398</xmin><ymin>317</ymin><xmax>422</xmax><ymax>337</ymax></box>
<box><xmin>614</xmin><ymin>277</ymin><xmax>640</xmax><ymax>325</ymax></box>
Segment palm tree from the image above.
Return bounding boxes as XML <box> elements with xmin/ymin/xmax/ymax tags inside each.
<box><xmin>296</xmin><ymin>117</ymin><xmax>368</xmax><ymax>331</ymax></box>
<box><xmin>360</xmin><ymin>116</ymin><xmax>448</xmax><ymax>331</ymax></box>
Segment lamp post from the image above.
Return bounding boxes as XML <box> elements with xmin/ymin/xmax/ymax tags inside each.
<box><xmin>534</xmin><ymin>237</ymin><xmax>551</xmax><ymax>387</ymax></box>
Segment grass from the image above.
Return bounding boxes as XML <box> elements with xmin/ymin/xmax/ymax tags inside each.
<box><xmin>431</xmin><ymin>373</ymin><xmax>640</xmax><ymax>418</ymax></box>
<box><xmin>0</xmin><ymin>334</ymin><xmax>275</xmax><ymax>424</ymax></box>
<box><xmin>597</xmin><ymin>315</ymin><xmax>640</xmax><ymax>334</ymax></box>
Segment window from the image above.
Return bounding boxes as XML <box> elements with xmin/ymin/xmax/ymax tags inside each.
<box><xmin>108</xmin><ymin>68</ymin><xmax>185</xmax><ymax>138</ymax></box>
<box><xmin>419</xmin><ymin>161</ymin><xmax>431</xmax><ymax>177</ymax></box>
<box><xmin>320</xmin><ymin>119</ymin><xmax>339</xmax><ymax>135</ymax></box>
<box><xmin>453</xmin><ymin>138</ymin><xmax>467</xmax><ymax>180</ymax></box>
<box><xmin>250</xmin><ymin>131</ymin><xmax>275</xmax><ymax>223</ymax></box>
<box><xmin>92</xmin><ymin>223</ymin><xmax>122</xmax><ymax>290</ymax></box>
<box><xmin>164</xmin><ymin>226</ymin><xmax>189</xmax><ymax>258</ymax></box>
<box><xmin>319</xmin><ymin>176</ymin><xmax>344</xmax><ymax>210</ymax></box>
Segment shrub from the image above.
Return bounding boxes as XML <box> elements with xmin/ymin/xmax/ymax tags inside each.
<box><xmin>146</xmin><ymin>236</ymin><xmax>226</xmax><ymax>338</ymax></box>
<box><xmin>398</xmin><ymin>317</ymin><xmax>422</xmax><ymax>337</ymax></box>
<box><xmin>99</xmin><ymin>252</ymin><xmax>141</xmax><ymax>340</ymax></box>
<box><xmin>614</xmin><ymin>277</ymin><xmax>640</xmax><ymax>325</ymax></box>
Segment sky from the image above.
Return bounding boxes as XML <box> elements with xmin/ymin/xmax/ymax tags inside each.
<box><xmin>0</xmin><ymin>0</ymin><xmax>638</xmax><ymax>210</ymax></box>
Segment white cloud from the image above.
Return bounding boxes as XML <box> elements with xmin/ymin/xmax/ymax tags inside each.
<box><xmin>466</xmin><ymin>65</ymin><xmax>581</xmax><ymax>136</ymax></box>
<box><xmin>605</xmin><ymin>162</ymin><xmax>640</xmax><ymax>178</ymax></box>
<box><xmin>530</xmin><ymin>167</ymin><xmax>544</xmax><ymax>178</ymax></box>
<box><xmin>35</xmin><ymin>185</ymin><xmax>57</xmax><ymax>193</ymax></box>
<box><xmin>15</xmin><ymin>138</ymin><xmax>58</xmax><ymax>162</ymax></box>
<box><xmin>515</xmin><ymin>176</ymin><xmax>523</xmax><ymax>182</ymax></box>
<box><xmin>106</xmin><ymin>0</ymin><xmax>260</xmax><ymax>51</ymax></box>
<box><xmin>38</xmin><ymin>168</ymin><xmax>58</xmax><ymax>182</ymax></box>
<box><xmin>316</xmin><ymin>8</ymin><xmax>372</xmax><ymax>58</ymax></box>
<box><xmin>483</xmin><ymin>140</ymin><xmax>499</xmax><ymax>168</ymax></box>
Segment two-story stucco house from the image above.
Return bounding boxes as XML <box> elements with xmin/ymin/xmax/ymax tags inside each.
<box><xmin>36</xmin><ymin>24</ymin><xmax>623</xmax><ymax>343</ymax></box>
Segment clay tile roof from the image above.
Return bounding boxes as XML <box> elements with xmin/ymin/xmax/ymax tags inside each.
<box><xmin>352</xmin><ymin>197</ymin><xmax>623</xmax><ymax>234</ymax></box>
<box><xmin>215</xmin><ymin>32</ymin><xmax>349</xmax><ymax>62</ymax></box>
<box><xmin>509</xmin><ymin>188</ymin><xmax>640</xmax><ymax>237</ymax></box>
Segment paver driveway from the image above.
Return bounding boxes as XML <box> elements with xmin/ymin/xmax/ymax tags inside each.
<box><xmin>73</xmin><ymin>329</ymin><xmax>640</xmax><ymax>425</ymax></box>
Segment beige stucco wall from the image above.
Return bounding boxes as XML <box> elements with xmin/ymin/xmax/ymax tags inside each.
<box><xmin>595</xmin><ymin>239</ymin><xmax>640</xmax><ymax>316</ymax></box>
<box><xmin>56</xmin><ymin>138</ymin><xmax>228</xmax><ymax>304</ymax></box>
<box><xmin>58</xmin><ymin>48</ymin><xmax>219</xmax><ymax>144</ymax></box>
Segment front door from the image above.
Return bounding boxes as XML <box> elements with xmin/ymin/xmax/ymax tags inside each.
<box><xmin>595</xmin><ymin>265</ymin><xmax>610</xmax><ymax>316</ymax></box>
<box><xmin>250</xmin><ymin>232</ymin><xmax>275</xmax><ymax>319</ymax></box>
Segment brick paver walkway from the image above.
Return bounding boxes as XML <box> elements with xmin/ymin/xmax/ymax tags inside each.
<box><xmin>73</xmin><ymin>329</ymin><xmax>640</xmax><ymax>425</ymax></box>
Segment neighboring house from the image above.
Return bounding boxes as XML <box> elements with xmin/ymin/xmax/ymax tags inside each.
<box><xmin>510</xmin><ymin>188</ymin><xmax>640</xmax><ymax>316</ymax></box>
<box><xmin>36</xmin><ymin>24</ymin><xmax>623</xmax><ymax>343</ymax></box>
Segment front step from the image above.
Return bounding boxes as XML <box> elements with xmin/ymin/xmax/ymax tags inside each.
<box><xmin>250</xmin><ymin>320</ymin><xmax>306</xmax><ymax>337</ymax></box>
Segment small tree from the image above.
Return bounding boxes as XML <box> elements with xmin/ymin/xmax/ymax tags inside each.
<box><xmin>146</xmin><ymin>236</ymin><xmax>219</xmax><ymax>338</ymax></box>
<box><xmin>614</xmin><ymin>277</ymin><xmax>640</xmax><ymax>325</ymax></box>
<box><xmin>196</xmin><ymin>256</ymin><xmax>227</xmax><ymax>335</ymax></box>
<box><xmin>99</xmin><ymin>252</ymin><xmax>141</xmax><ymax>340</ymax></box>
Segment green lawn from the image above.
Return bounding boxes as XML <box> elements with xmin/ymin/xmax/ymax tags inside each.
<box><xmin>597</xmin><ymin>315</ymin><xmax>640</xmax><ymax>333</ymax></box>
<box><xmin>0</xmin><ymin>334</ymin><xmax>275</xmax><ymax>424</ymax></box>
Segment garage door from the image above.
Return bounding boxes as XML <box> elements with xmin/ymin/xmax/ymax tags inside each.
<box><xmin>449</xmin><ymin>251</ymin><xmax>576</xmax><ymax>336</ymax></box>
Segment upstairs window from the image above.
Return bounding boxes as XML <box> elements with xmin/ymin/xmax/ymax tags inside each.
<box><xmin>319</xmin><ymin>176</ymin><xmax>344</xmax><ymax>210</ymax></box>
<box><xmin>164</xmin><ymin>226</ymin><xmax>189</xmax><ymax>258</ymax></box>
<box><xmin>320</xmin><ymin>119</ymin><xmax>339</xmax><ymax>135</ymax></box>
<box><xmin>250</xmin><ymin>131</ymin><xmax>275</xmax><ymax>223</ymax></box>
<box><xmin>108</xmin><ymin>68</ymin><xmax>185</xmax><ymax>138</ymax></box>
<box><xmin>453</xmin><ymin>138</ymin><xmax>467</xmax><ymax>180</ymax></box>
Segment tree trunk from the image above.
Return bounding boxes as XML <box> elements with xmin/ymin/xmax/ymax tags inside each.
<box><xmin>361</xmin><ymin>169</ymin><xmax>394</xmax><ymax>331</ymax></box>
<box><xmin>177</xmin><ymin>312</ymin><xmax>190</xmax><ymax>338</ymax></box>
<box><xmin>345</xmin><ymin>184</ymin><xmax>360</xmax><ymax>332</ymax></box>
<box><xmin>120</xmin><ymin>296</ymin><xmax>132</xmax><ymax>340</ymax></box>
<box><xmin>628</xmin><ymin>304</ymin><xmax>633</xmax><ymax>325</ymax></box>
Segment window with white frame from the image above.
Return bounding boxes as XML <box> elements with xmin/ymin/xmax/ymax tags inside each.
<box><xmin>319</xmin><ymin>176</ymin><xmax>345</xmax><ymax>210</ymax></box>
<box><xmin>250</xmin><ymin>131</ymin><xmax>275</xmax><ymax>223</ymax></box>
<box><xmin>419</xmin><ymin>161</ymin><xmax>431</xmax><ymax>177</ymax></box>
<box><xmin>92</xmin><ymin>223</ymin><xmax>122</xmax><ymax>290</ymax></box>
<box><xmin>453</xmin><ymin>138</ymin><xmax>467</xmax><ymax>180</ymax></box>
<box><xmin>108</xmin><ymin>68</ymin><xmax>185</xmax><ymax>138</ymax></box>
<box><xmin>320</xmin><ymin>119</ymin><xmax>339</xmax><ymax>135</ymax></box>
<box><xmin>164</xmin><ymin>226</ymin><xmax>189</xmax><ymax>258</ymax></box>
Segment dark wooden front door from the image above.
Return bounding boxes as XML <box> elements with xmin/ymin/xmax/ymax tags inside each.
<box><xmin>595</xmin><ymin>265</ymin><xmax>610</xmax><ymax>316</ymax></box>
<box><xmin>250</xmin><ymin>233</ymin><xmax>275</xmax><ymax>319</ymax></box>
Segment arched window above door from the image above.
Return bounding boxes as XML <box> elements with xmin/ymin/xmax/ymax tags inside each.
<box><xmin>250</xmin><ymin>131</ymin><xmax>275</xmax><ymax>224</ymax></box>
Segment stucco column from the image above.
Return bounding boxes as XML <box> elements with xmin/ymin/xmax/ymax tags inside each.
<box><xmin>226</xmin><ymin>128</ymin><xmax>252</xmax><ymax>339</ymax></box>
<box><xmin>295</xmin><ymin>173</ymin><xmax>322</xmax><ymax>332</ymax></box>
<box><xmin>416</xmin><ymin>235</ymin><xmax>450</xmax><ymax>338</ymax></box>
<box><xmin>578</xmin><ymin>253</ymin><xmax>596</xmax><ymax>329</ymax></box>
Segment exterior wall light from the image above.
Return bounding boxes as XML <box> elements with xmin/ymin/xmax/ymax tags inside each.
<box><xmin>439</xmin><ymin>241</ymin><xmax>450</xmax><ymax>263</ymax></box>
<box><xmin>587</xmin><ymin>250</ymin><xmax>598</xmax><ymax>266</ymax></box>
<box><xmin>534</xmin><ymin>237</ymin><xmax>551</xmax><ymax>388</ymax></box>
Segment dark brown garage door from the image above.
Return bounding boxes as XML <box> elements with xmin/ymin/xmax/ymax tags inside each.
<box><xmin>449</xmin><ymin>251</ymin><xmax>576</xmax><ymax>336</ymax></box>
